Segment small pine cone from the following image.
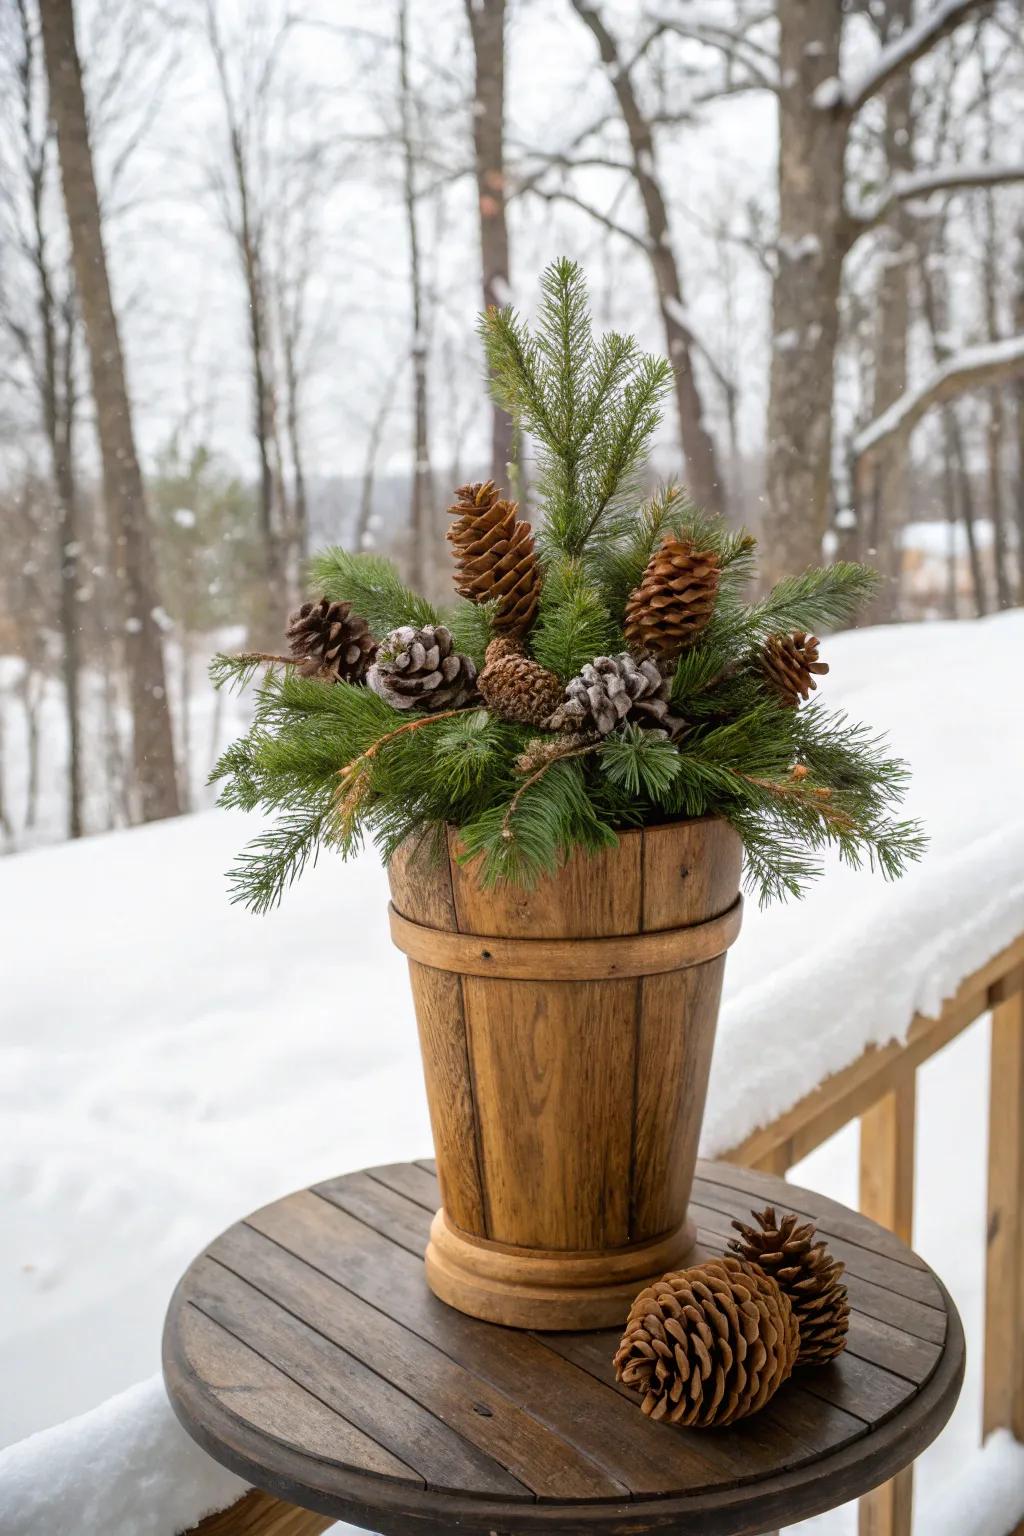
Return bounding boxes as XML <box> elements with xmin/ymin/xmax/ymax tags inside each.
<box><xmin>758</xmin><ymin>632</ymin><xmax>829</xmax><ymax>708</ymax></box>
<box><xmin>624</xmin><ymin>537</ymin><xmax>720</xmax><ymax>659</ymax></box>
<box><xmin>729</xmin><ymin>1206</ymin><xmax>850</xmax><ymax>1366</ymax></box>
<box><xmin>614</xmin><ymin>1257</ymin><xmax>800</xmax><ymax>1428</ymax></box>
<box><xmin>546</xmin><ymin>652</ymin><xmax>684</xmax><ymax>736</ymax></box>
<box><xmin>367</xmin><ymin>625</ymin><xmax>478</xmax><ymax>712</ymax></box>
<box><xmin>447</xmin><ymin>481</ymin><xmax>541</xmax><ymax>638</ymax></box>
<box><xmin>478</xmin><ymin>638</ymin><xmax>564</xmax><ymax>727</ymax></box>
<box><xmin>286</xmin><ymin>596</ymin><xmax>377</xmax><ymax>683</ymax></box>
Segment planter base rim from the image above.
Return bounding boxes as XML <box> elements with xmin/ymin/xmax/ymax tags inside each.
<box><xmin>424</xmin><ymin>1208</ymin><xmax>695</xmax><ymax>1330</ymax></box>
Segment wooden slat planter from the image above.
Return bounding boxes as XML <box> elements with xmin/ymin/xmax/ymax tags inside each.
<box><xmin>387</xmin><ymin>819</ymin><xmax>744</xmax><ymax>1329</ymax></box>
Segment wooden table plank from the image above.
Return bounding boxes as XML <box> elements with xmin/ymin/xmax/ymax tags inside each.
<box><xmin>174</xmin><ymin>1307</ymin><xmax>421</xmax><ymax>1484</ymax></box>
<box><xmin>186</xmin><ymin>1255</ymin><xmax>528</xmax><ymax>1497</ymax></box>
<box><xmin>210</xmin><ymin>1221</ymin><xmax>623</xmax><ymax>1502</ymax></box>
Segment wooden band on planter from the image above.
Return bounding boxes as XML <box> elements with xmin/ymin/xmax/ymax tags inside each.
<box><xmin>388</xmin><ymin>895</ymin><xmax>742</xmax><ymax>980</ymax></box>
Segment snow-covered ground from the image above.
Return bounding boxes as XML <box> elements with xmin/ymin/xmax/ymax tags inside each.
<box><xmin>2</xmin><ymin>612</ymin><xmax>1023</xmax><ymax>1535</ymax></box>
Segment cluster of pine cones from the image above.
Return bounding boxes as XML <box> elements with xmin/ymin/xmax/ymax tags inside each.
<box><xmin>281</xmin><ymin>479</ymin><xmax>829</xmax><ymax>728</ymax></box>
<box><xmin>613</xmin><ymin>1206</ymin><xmax>850</xmax><ymax>1429</ymax></box>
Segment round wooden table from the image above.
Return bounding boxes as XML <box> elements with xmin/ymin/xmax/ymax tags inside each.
<box><xmin>163</xmin><ymin>1159</ymin><xmax>964</xmax><ymax>1536</ymax></box>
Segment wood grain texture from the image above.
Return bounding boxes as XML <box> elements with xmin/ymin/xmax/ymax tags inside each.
<box><xmin>185</xmin><ymin>1490</ymin><xmax>331</xmax><ymax>1535</ymax></box>
<box><xmin>404</xmin><ymin>960</ymin><xmax>485</xmax><ymax>1233</ymax></box>
<box><xmin>631</xmin><ymin>958</ymin><xmax>724</xmax><ymax>1239</ymax></box>
<box><xmin>164</xmin><ymin>1160</ymin><xmax>965</xmax><ymax>1536</ymax></box>
<box><xmin>388</xmin><ymin>820</ymin><xmax>743</xmax><ymax>1325</ymax></box>
<box><xmin>984</xmin><ymin>965</ymin><xmax>1024</xmax><ymax>1440</ymax></box>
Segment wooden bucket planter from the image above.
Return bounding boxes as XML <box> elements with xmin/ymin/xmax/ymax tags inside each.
<box><xmin>387</xmin><ymin>817</ymin><xmax>743</xmax><ymax>1329</ymax></box>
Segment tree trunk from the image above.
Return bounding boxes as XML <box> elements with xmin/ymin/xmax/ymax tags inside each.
<box><xmin>398</xmin><ymin>0</ymin><xmax>433</xmax><ymax>593</ymax></box>
<box><xmin>571</xmin><ymin>0</ymin><xmax>724</xmax><ymax>513</ymax></box>
<box><xmin>464</xmin><ymin>0</ymin><xmax>514</xmax><ymax>487</ymax></box>
<box><xmin>764</xmin><ymin>1</ymin><xmax>847</xmax><ymax>584</ymax></box>
<box><xmin>863</xmin><ymin>0</ymin><xmax>914</xmax><ymax>622</ymax></box>
<box><xmin>39</xmin><ymin>0</ymin><xmax>179</xmax><ymax>822</ymax></box>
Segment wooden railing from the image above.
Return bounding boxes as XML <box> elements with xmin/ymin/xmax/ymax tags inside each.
<box><xmin>723</xmin><ymin>932</ymin><xmax>1024</xmax><ymax>1536</ymax></box>
<box><xmin>186</xmin><ymin>933</ymin><xmax>1024</xmax><ymax>1536</ymax></box>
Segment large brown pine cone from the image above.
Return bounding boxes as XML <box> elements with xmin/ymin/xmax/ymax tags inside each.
<box><xmin>758</xmin><ymin>632</ymin><xmax>829</xmax><ymax>708</ymax></box>
<box><xmin>546</xmin><ymin>652</ymin><xmax>684</xmax><ymax>736</ymax></box>
<box><xmin>624</xmin><ymin>536</ymin><xmax>720</xmax><ymax>659</ymax></box>
<box><xmin>366</xmin><ymin>625</ymin><xmax>478</xmax><ymax>712</ymax></box>
<box><xmin>286</xmin><ymin>597</ymin><xmax>377</xmax><ymax>683</ymax></box>
<box><xmin>478</xmin><ymin>638</ymin><xmax>564</xmax><ymax>727</ymax></box>
<box><xmin>728</xmin><ymin>1206</ymin><xmax>849</xmax><ymax>1366</ymax></box>
<box><xmin>614</xmin><ymin>1257</ymin><xmax>800</xmax><ymax>1428</ymax></box>
<box><xmin>447</xmin><ymin>481</ymin><xmax>541</xmax><ymax>638</ymax></box>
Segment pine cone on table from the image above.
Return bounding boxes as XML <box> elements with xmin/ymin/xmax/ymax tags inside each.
<box><xmin>729</xmin><ymin>1206</ymin><xmax>849</xmax><ymax>1366</ymax></box>
<box><xmin>624</xmin><ymin>536</ymin><xmax>720</xmax><ymax>659</ymax></box>
<box><xmin>447</xmin><ymin>480</ymin><xmax>541</xmax><ymax>639</ymax></box>
<box><xmin>546</xmin><ymin>652</ymin><xmax>684</xmax><ymax>736</ymax></box>
<box><xmin>758</xmin><ymin>633</ymin><xmax>829</xmax><ymax>708</ymax></box>
<box><xmin>613</xmin><ymin>1256</ymin><xmax>800</xmax><ymax>1428</ymax></box>
<box><xmin>286</xmin><ymin>597</ymin><xmax>377</xmax><ymax>683</ymax></box>
<box><xmin>478</xmin><ymin>638</ymin><xmax>564</xmax><ymax>727</ymax></box>
<box><xmin>367</xmin><ymin>625</ymin><xmax>478</xmax><ymax>712</ymax></box>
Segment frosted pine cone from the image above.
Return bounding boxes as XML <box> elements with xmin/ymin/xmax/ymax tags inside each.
<box><xmin>286</xmin><ymin>596</ymin><xmax>377</xmax><ymax>683</ymax></box>
<box><xmin>546</xmin><ymin>652</ymin><xmax>684</xmax><ymax>736</ymax></box>
<box><xmin>614</xmin><ymin>1257</ymin><xmax>800</xmax><ymax>1428</ymax></box>
<box><xmin>367</xmin><ymin>625</ymin><xmax>478</xmax><ymax>712</ymax></box>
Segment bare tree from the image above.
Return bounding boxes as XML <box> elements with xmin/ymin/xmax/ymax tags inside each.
<box><xmin>764</xmin><ymin>0</ymin><xmax>1024</xmax><ymax>581</ymax></box>
<box><xmin>38</xmin><ymin>0</ymin><xmax>179</xmax><ymax>822</ymax></box>
<box><xmin>464</xmin><ymin>0</ymin><xmax>514</xmax><ymax>486</ymax></box>
<box><xmin>563</xmin><ymin>1</ymin><xmax>726</xmax><ymax>513</ymax></box>
<box><xmin>398</xmin><ymin>0</ymin><xmax>433</xmax><ymax>592</ymax></box>
<box><xmin>2</xmin><ymin>0</ymin><xmax>83</xmax><ymax>835</ymax></box>
<box><xmin>202</xmin><ymin>1</ymin><xmax>291</xmax><ymax>623</ymax></box>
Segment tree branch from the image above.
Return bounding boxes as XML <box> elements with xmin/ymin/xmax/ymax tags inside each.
<box><xmin>852</xmin><ymin>334</ymin><xmax>1024</xmax><ymax>462</ymax></box>
<box><xmin>847</xmin><ymin>160</ymin><xmax>1024</xmax><ymax>236</ymax></box>
<box><xmin>816</xmin><ymin>0</ymin><xmax>993</xmax><ymax>117</ymax></box>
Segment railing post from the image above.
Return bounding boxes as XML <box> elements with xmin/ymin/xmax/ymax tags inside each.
<box><xmin>857</xmin><ymin>1073</ymin><xmax>917</xmax><ymax>1536</ymax></box>
<box><xmin>984</xmin><ymin>964</ymin><xmax>1024</xmax><ymax>1441</ymax></box>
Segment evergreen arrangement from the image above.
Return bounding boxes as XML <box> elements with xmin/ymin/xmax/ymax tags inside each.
<box><xmin>211</xmin><ymin>259</ymin><xmax>924</xmax><ymax>913</ymax></box>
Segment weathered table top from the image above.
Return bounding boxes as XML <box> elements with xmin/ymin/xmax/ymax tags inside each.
<box><xmin>163</xmin><ymin>1160</ymin><xmax>964</xmax><ymax>1536</ymax></box>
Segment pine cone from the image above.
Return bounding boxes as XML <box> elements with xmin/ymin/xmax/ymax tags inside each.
<box><xmin>758</xmin><ymin>633</ymin><xmax>829</xmax><ymax>707</ymax></box>
<box><xmin>367</xmin><ymin>625</ymin><xmax>478</xmax><ymax>712</ymax></box>
<box><xmin>624</xmin><ymin>537</ymin><xmax>720</xmax><ymax>659</ymax></box>
<box><xmin>729</xmin><ymin>1206</ymin><xmax>849</xmax><ymax>1366</ymax></box>
<box><xmin>286</xmin><ymin>597</ymin><xmax>377</xmax><ymax>683</ymax></box>
<box><xmin>614</xmin><ymin>1257</ymin><xmax>799</xmax><ymax>1428</ymax></box>
<box><xmin>547</xmin><ymin>652</ymin><xmax>684</xmax><ymax>736</ymax></box>
<box><xmin>478</xmin><ymin>638</ymin><xmax>564</xmax><ymax>727</ymax></box>
<box><xmin>447</xmin><ymin>481</ymin><xmax>541</xmax><ymax>638</ymax></box>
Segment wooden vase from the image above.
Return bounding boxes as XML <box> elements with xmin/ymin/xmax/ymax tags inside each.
<box><xmin>387</xmin><ymin>817</ymin><xmax>743</xmax><ymax>1329</ymax></box>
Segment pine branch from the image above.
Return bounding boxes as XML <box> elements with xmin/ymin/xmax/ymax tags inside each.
<box><xmin>530</xmin><ymin>560</ymin><xmax>617</xmax><ymax>679</ymax></box>
<box><xmin>309</xmin><ymin>548</ymin><xmax>439</xmax><ymax>635</ymax></box>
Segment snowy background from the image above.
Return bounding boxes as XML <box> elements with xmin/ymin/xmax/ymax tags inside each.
<box><xmin>3</xmin><ymin>0</ymin><xmax>1024</xmax><ymax>1531</ymax></box>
